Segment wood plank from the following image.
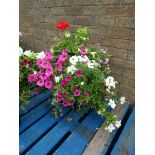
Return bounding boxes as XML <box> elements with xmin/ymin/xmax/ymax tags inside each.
<box><xmin>82</xmin><ymin>104</ymin><xmax>129</xmax><ymax>155</ymax></box>
<box><xmin>110</xmin><ymin>107</ymin><xmax>135</xmax><ymax>155</ymax></box>
<box><xmin>19</xmin><ymin>108</ymin><xmax>69</xmax><ymax>155</ymax></box>
<box><xmin>25</xmin><ymin>111</ymin><xmax>81</xmax><ymax>155</ymax></box>
<box><xmin>53</xmin><ymin>110</ymin><xmax>105</xmax><ymax>155</ymax></box>
<box><xmin>20</xmin><ymin>100</ymin><xmax>52</xmax><ymax>134</ymax></box>
<box><xmin>19</xmin><ymin>90</ymin><xmax>52</xmax><ymax>117</ymax></box>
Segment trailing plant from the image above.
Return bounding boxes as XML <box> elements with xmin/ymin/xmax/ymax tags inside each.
<box><xmin>19</xmin><ymin>21</ymin><xmax>126</xmax><ymax>132</ymax></box>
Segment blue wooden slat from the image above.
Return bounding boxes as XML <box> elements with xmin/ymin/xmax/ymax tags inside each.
<box><xmin>53</xmin><ymin>110</ymin><xmax>104</xmax><ymax>155</ymax></box>
<box><xmin>20</xmin><ymin>100</ymin><xmax>52</xmax><ymax>134</ymax></box>
<box><xmin>110</xmin><ymin>107</ymin><xmax>135</xmax><ymax>155</ymax></box>
<box><xmin>19</xmin><ymin>108</ymin><xmax>69</xmax><ymax>155</ymax></box>
<box><xmin>19</xmin><ymin>90</ymin><xmax>52</xmax><ymax>117</ymax></box>
<box><xmin>26</xmin><ymin>111</ymin><xmax>81</xmax><ymax>155</ymax></box>
<box><xmin>101</xmin><ymin>104</ymin><xmax>129</xmax><ymax>155</ymax></box>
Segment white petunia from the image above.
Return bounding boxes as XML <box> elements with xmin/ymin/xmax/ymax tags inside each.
<box><xmin>87</xmin><ymin>62</ymin><xmax>94</xmax><ymax>69</ymax></box>
<box><xmin>106</xmin><ymin>88</ymin><xmax>111</xmax><ymax>93</ymax></box>
<box><xmin>50</xmin><ymin>48</ymin><xmax>54</xmax><ymax>53</ymax></box>
<box><xmin>82</xmin><ymin>55</ymin><xmax>90</xmax><ymax>63</ymax></box>
<box><xmin>115</xmin><ymin>120</ymin><xmax>121</xmax><ymax>128</ymax></box>
<box><xmin>91</xmin><ymin>60</ymin><xmax>99</xmax><ymax>67</ymax></box>
<box><xmin>77</xmin><ymin>56</ymin><xmax>83</xmax><ymax>62</ymax></box>
<box><xmin>106</xmin><ymin>67</ymin><xmax>110</xmax><ymax>70</ymax></box>
<box><xmin>67</xmin><ymin>65</ymin><xmax>77</xmax><ymax>74</ymax></box>
<box><xmin>23</xmin><ymin>50</ymin><xmax>32</xmax><ymax>57</ymax></box>
<box><xmin>69</xmin><ymin>56</ymin><xmax>79</xmax><ymax>65</ymax></box>
<box><xmin>105</xmin><ymin>76</ymin><xmax>116</xmax><ymax>89</ymax></box>
<box><xmin>97</xmin><ymin>110</ymin><xmax>102</xmax><ymax>115</ymax></box>
<box><xmin>105</xmin><ymin>58</ymin><xmax>109</xmax><ymax>64</ymax></box>
<box><xmin>81</xmin><ymin>82</ymin><xmax>84</xmax><ymax>85</ymax></box>
<box><xmin>19</xmin><ymin>47</ymin><xmax>23</xmax><ymax>56</ymax></box>
<box><xmin>81</xmin><ymin>37</ymin><xmax>86</xmax><ymax>40</ymax></box>
<box><xmin>33</xmin><ymin>71</ymin><xmax>37</xmax><ymax>74</ymax></box>
<box><xmin>105</xmin><ymin>123</ymin><xmax>115</xmax><ymax>132</ymax></box>
<box><xmin>36</xmin><ymin>51</ymin><xmax>45</xmax><ymax>59</ymax></box>
<box><xmin>120</xmin><ymin>97</ymin><xmax>126</xmax><ymax>104</ymax></box>
<box><xmin>64</xmin><ymin>32</ymin><xmax>71</xmax><ymax>38</ymax></box>
<box><xmin>108</xmin><ymin>99</ymin><xmax>116</xmax><ymax>109</ymax></box>
<box><xmin>101</xmin><ymin>49</ymin><xmax>107</xmax><ymax>54</ymax></box>
<box><xmin>90</xmin><ymin>52</ymin><xmax>96</xmax><ymax>57</ymax></box>
<box><xmin>54</xmin><ymin>76</ymin><xmax>60</xmax><ymax>83</ymax></box>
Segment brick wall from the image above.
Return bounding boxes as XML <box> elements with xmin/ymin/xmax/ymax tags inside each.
<box><xmin>19</xmin><ymin>0</ymin><xmax>135</xmax><ymax>102</ymax></box>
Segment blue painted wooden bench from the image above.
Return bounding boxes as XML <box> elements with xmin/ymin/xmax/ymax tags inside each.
<box><xmin>19</xmin><ymin>91</ymin><xmax>135</xmax><ymax>155</ymax></box>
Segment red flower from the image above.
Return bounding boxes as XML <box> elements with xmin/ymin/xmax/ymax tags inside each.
<box><xmin>65</xmin><ymin>76</ymin><xmax>72</xmax><ymax>82</ymax></box>
<box><xmin>21</xmin><ymin>59</ymin><xmax>30</xmax><ymax>66</ymax></box>
<box><xmin>73</xmin><ymin>86</ymin><xmax>78</xmax><ymax>91</ymax></box>
<box><xmin>101</xmin><ymin>83</ymin><xmax>107</xmax><ymax>89</ymax></box>
<box><xmin>84</xmin><ymin>91</ymin><xmax>89</xmax><ymax>97</ymax></box>
<box><xmin>103</xmin><ymin>94</ymin><xmax>109</xmax><ymax>99</ymax></box>
<box><xmin>56</xmin><ymin>21</ymin><xmax>70</xmax><ymax>30</ymax></box>
<box><xmin>76</xmin><ymin>70</ymin><xmax>83</xmax><ymax>77</ymax></box>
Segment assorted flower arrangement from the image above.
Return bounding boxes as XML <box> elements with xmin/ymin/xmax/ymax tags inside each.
<box><xmin>19</xmin><ymin>21</ymin><xmax>126</xmax><ymax>132</ymax></box>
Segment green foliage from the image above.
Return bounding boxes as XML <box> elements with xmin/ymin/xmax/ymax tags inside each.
<box><xmin>19</xmin><ymin>27</ymin><xmax>125</xmax><ymax>130</ymax></box>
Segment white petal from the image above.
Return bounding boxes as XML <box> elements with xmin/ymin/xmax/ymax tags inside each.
<box><xmin>81</xmin><ymin>82</ymin><xmax>84</xmax><ymax>85</ymax></box>
<box><xmin>120</xmin><ymin>97</ymin><xmax>126</xmax><ymax>104</ymax></box>
<box><xmin>115</xmin><ymin>120</ymin><xmax>121</xmax><ymax>128</ymax></box>
<box><xmin>107</xmin><ymin>124</ymin><xmax>115</xmax><ymax>132</ymax></box>
<box><xmin>36</xmin><ymin>51</ymin><xmax>45</xmax><ymax>59</ymax></box>
<box><xmin>19</xmin><ymin>47</ymin><xmax>23</xmax><ymax>56</ymax></box>
<box><xmin>55</xmin><ymin>76</ymin><xmax>60</xmax><ymax>83</ymax></box>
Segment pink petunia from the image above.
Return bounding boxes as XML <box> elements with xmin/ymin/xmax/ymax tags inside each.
<box><xmin>55</xmin><ymin>58</ymin><xmax>63</xmax><ymax>72</ymax></box>
<box><xmin>45</xmin><ymin>67</ymin><xmax>53</xmax><ymax>76</ymax></box>
<box><xmin>74</xmin><ymin>89</ymin><xmax>80</xmax><ymax>97</ymax></box>
<box><xmin>80</xmin><ymin>49</ymin><xmax>88</xmax><ymax>55</ymax></box>
<box><xmin>63</xmin><ymin>93</ymin><xmax>69</xmax><ymax>99</ymax></box>
<box><xmin>45</xmin><ymin>50</ymin><xmax>53</xmax><ymax>61</ymax></box>
<box><xmin>55</xmin><ymin>51</ymin><xmax>68</xmax><ymax>72</ymax></box>
<box><xmin>37</xmin><ymin>80</ymin><xmax>44</xmax><ymax>87</ymax></box>
<box><xmin>57</xmin><ymin>91</ymin><xmax>63</xmax><ymax>102</ymax></box>
<box><xmin>36</xmin><ymin>59</ymin><xmax>43</xmax><ymax>67</ymax></box>
<box><xmin>28</xmin><ymin>74</ymin><xmax>37</xmax><ymax>83</ymax></box>
<box><xmin>56</xmin><ymin>58</ymin><xmax>63</xmax><ymax>65</ymax></box>
<box><xmin>57</xmin><ymin>64</ymin><xmax>63</xmax><ymax>72</ymax></box>
<box><xmin>36</xmin><ymin>71</ymin><xmax>43</xmax><ymax>77</ymax></box>
<box><xmin>84</xmin><ymin>91</ymin><xmax>89</xmax><ymax>96</ymax></box>
<box><xmin>61</xmin><ymin>51</ymin><xmax>68</xmax><ymax>61</ymax></box>
<box><xmin>34</xmin><ymin>89</ymin><xmax>40</xmax><ymax>95</ymax></box>
<box><xmin>62</xmin><ymin>50</ymin><xmax>70</xmax><ymax>53</ymax></box>
<box><xmin>65</xmin><ymin>76</ymin><xmax>72</xmax><ymax>82</ymax></box>
<box><xmin>44</xmin><ymin>80</ymin><xmax>53</xmax><ymax>89</ymax></box>
<box><xmin>61</xmin><ymin>80</ymin><xmax>67</xmax><ymax>88</ymax></box>
<box><xmin>39</xmin><ymin>73</ymin><xmax>48</xmax><ymax>81</ymax></box>
<box><xmin>68</xmin><ymin>101</ymin><xmax>75</xmax><ymax>105</ymax></box>
<box><xmin>100</xmin><ymin>60</ymin><xmax>109</xmax><ymax>65</ymax></box>
<box><xmin>76</xmin><ymin>70</ymin><xmax>83</xmax><ymax>77</ymax></box>
<box><xmin>62</xmin><ymin>101</ymin><xmax>69</xmax><ymax>107</ymax></box>
<box><xmin>42</xmin><ymin>60</ymin><xmax>51</xmax><ymax>69</ymax></box>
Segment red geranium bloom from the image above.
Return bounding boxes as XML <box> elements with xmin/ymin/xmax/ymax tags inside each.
<box><xmin>56</xmin><ymin>21</ymin><xmax>70</xmax><ymax>30</ymax></box>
